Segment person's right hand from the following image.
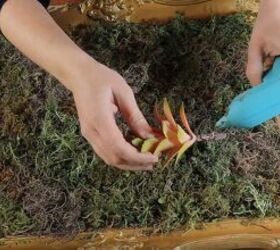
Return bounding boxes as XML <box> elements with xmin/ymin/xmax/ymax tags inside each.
<box><xmin>70</xmin><ymin>61</ymin><xmax>158</xmax><ymax>171</ymax></box>
<box><xmin>0</xmin><ymin>0</ymin><xmax>157</xmax><ymax>171</ymax></box>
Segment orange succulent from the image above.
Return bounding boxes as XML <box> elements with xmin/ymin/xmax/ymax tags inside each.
<box><xmin>132</xmin><ymin>99</ymin><xmax>197</xmax><ymax>166</ymax></box>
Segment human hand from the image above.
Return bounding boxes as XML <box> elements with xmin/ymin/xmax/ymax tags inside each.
<box><xmin>0</xmin><ymin>0</ymin><xmax>157</xmax><ymax>171</ymax></box>
<box><xmin>246</xmin><ymin>0</ymin><xmax>280</xmax><ymax>85</ymax></box>
<box><xmin>70</xmin><ymin>61</ymin><xmax>158</xmax><ymax>171</ymax></box>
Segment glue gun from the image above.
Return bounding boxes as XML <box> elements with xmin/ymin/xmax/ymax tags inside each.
<box><xmin>216</xmin><ymin>57</ymin><xmax>280</xmax><ymax>129</ymax></box>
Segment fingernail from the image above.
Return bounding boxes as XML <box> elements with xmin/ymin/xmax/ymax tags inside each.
<box><xmin>146</xmin><ymin>133</ymin><xmax>156</xmax><ymax>139</ymax></box>
<box><xmin>151</xmin><ymin>155</ymin><xmax>158</xmax><ymax>163</ymax></box>
<box><xmin>144</xmin><ymin>153</ymin><xmax>158</xmax><ymax>163</ymax></box>
<box><xmin>146</xmin><ymin>166</ymin><xmax>154</xmax><ymax>171</ymax></box>
<box><xmin>140</xmin><ymin>131</ymin><xmax>154</xmax><ymax>139</ymax></box>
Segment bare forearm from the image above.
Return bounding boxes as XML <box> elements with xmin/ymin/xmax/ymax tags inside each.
<box><xmin>0</xmin><ymin>0</ymin><xmax>94</xmax><ymax>91</ymax></box>
<box><xmin>0</xmin><ymin>0</ymin><xmax>157</xmax><ymax>171</ymax></box>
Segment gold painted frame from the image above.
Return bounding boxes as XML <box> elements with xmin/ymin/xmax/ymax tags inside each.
<box><xmin>79</xmin><ymin>0</ymin><xmax>239</xmax><ymax>21</ymax></box>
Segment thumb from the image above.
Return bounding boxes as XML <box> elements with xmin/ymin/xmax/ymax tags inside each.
<box><xmin>115</xmin><ymin>87</ymin><xmax>154</xmax><ymax>139</ymax></box>
<box><xmin>246</xmin><ymin>41</ymin><xmax>264</xmax><ymax>86</ymax></box>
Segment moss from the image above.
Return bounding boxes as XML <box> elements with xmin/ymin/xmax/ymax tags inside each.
<box><xmin>1</xmin><ymin>12</ymin><xmax>280</xmax><ymax>237</ymax></box>
<box><xmin>0</xmin><ymin>195</ymin><xmax>32</xmax><ymax>237</ymax></box>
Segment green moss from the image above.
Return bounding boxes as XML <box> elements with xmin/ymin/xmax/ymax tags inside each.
<box><xmin>0</xmin><ymin>196</ymin><xmax>32</xmax><ymax>237</ymax></box>
<box><xmin>1</xmin><ymin>12</ymin><xmax>280</xmax><ymax>236</ymax></box>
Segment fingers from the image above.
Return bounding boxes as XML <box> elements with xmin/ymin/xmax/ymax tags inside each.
<box><xmin>114</xmin><ymin>142</ymin><xmax>158</xmax><ymax>167</ymax></box>
<box><xmin>88</xmin><ymin>135</ymin><xmax>155</xmax><ymax>171</ymax></box>
<box><xmin>81</xmin><ymin>111</ymin><xmax>158</xmax><ymax>171</ymax></box>
<box><xmin>114</xmin><ymin>87</ymin><xmax>154</xmax><ymax>139</ymax></box>
<box><xmin>98</xmin><ymin>112</ymin><xmax>158</xmax><ymax>166</ymax></box>
<box><xmin>264</xmin><ymin>56</ymin><xmax>275</xmax><ymax>72</ymax></box>
<box><xmin>246</xmin><ymin>41</ymin><xmax>264</xmax><ymax>86</ymax></box>
<box><xmin>74</xmin><ymin>67</ymin><xmax>158</xmax><ymax>171</ymax></box>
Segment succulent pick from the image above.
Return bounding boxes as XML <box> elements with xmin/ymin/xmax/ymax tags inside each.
<box><xmin>132</xmin><ymin>99</ymin><xmax>197</xmax><ymax>166</ymax></box>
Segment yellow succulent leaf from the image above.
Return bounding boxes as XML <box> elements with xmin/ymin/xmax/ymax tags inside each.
<box><xmin>177</xmin><ymin>124</ymin><xmax>191</xmax><ymax>144</ymax></box>
<box><xmin>162</xmin><ymin>121</ymin><xmax>170</xmax><ymax>138</ymax></box>
<box><xmin>154</xmin><ymin>138</ymin><xmax>174</xmax><ymax>156</ymax></box>
<box><xmin>163</xmin><ymin>98</ymin><xmax>177</xmax><ymax>129</ymax></box>
<box><xmin>132</xmin><ymin>138</ymin><xmax>143</xmax><ymax>147</ymax></box>
<box><xmin>180</xmin><ymin>103</ymin><xmax>196</xmax><ymax>138</ymax></box>
<box><xmin>164</xmin><ymin>147</ymin><xmax>181</xmax><ymax>167</ymax></box>
<box><xmin>175</xmin><ymin>139</ymin><xmax>196</xmax><ymax>164</ymax></box>
<box><xmin>162</xmin><ymin>121</ymin><xmax>180</xmax><ymax>145</ymax></box>
<box><xmin>141</xmin><ymin>138</ymin><xmax>159</xmax><ymax>153</ymax></box>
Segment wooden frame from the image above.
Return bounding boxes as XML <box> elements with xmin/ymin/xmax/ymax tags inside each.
<box><xmin>1</xmin><ymin>219</ymin><xmax>280</xmax><ymax>249</ymax></box>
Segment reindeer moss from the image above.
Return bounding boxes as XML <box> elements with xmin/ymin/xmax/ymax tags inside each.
<box><xmin>1</xmin><ymin>12</ymin><xmax>280</xmax><ymax>237</ymax></box>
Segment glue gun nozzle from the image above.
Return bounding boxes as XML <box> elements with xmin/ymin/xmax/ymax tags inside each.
<box><xmin>216</xmin><ymin>116</ymin><xmax>229</xmax><ymax>128</ymax></box>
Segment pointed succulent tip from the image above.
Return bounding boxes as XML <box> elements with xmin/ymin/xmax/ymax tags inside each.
<box><xmin>132</xmin><ymin>138</ymin><xmax>143</xmax><ymax>147</ymax></box>
<box><xmin>179</xmin><ymin>103</ymin><xmax>195</xmax><ymax>137</ymax></box>
<box><xmin>154</xmin><ymin>138</ymin><xmax>174</xmax><ymax>156</ymax></box>
<box><xmin>216</xmin><ymin>116</ymin><xmax>230</xmax><ymax>128</ymax></box>
<box><xmin>177</xmin><ymin>124</ymin><xmax>190</xmax><ymax>144</ymax></box>
<box><xmin>141</xmin><ymin>138</ymin><xmax>159</xmax><ymax>153</ymax></box>
<box><xmin>154</xmin><ymin>102</ymin><xmax>163</xmax><ymax>124</ymax></box>
<box><xmin>175</xmin><ymin>139</ymin><xmax>196</xmax><ymax>165</ymax></box>
<box><xmin>163</xmin><ymin>98</ymin><xmax>177</xmax><ymax>128</ymax></box>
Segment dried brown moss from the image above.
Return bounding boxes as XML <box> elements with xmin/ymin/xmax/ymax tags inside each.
<box><xmin>1</xmin><ymin>12</ymin><xmax>280</xmax><ymax>237</ymax></box>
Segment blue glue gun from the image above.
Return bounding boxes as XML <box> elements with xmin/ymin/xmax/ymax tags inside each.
<box><xmin>216</xmin><ymin>57</ymin><xmax>280</xmax><ymax>129</ymax></box>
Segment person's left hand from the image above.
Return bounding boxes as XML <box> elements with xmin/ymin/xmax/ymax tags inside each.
<box><xmin>246</xmin><ymin>0</ymin><xmax>280</xmax><ymax>86</ymax></box>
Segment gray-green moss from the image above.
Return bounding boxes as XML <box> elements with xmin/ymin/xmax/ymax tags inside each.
<box><xmin>1</xmin><ymin>12</ymin><xmax>280</xmax><ymax>237</ymax></box>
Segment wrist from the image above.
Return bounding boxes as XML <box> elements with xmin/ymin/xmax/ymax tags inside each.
<box><xmin>58</xmin><ymin>51</ymin><xmax>99</xmax><ymax>93</ymax></box>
